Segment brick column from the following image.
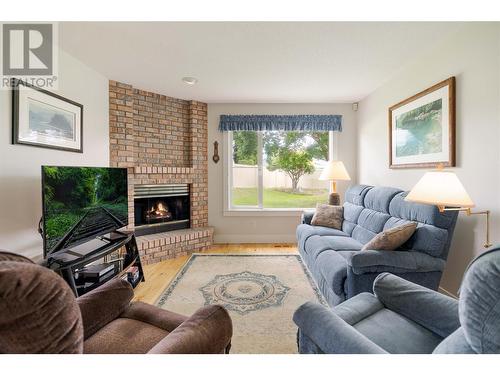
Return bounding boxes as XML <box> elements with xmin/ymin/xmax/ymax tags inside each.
<box><xmin>109</xmin><ymin>81</ymin><xmax>134</xmax><ymax>168</ymax></box>
<box><xmin>189</xmin><ymin>101</ymin><xmax>209</xmax><ymax>228</ymax></box>
<box><xmin>108</xmin><ymin>81</ymin><xmax>212</xmax><ymax>263</ymax></box>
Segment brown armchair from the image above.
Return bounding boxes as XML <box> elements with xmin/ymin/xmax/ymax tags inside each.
<box><xmin>0</xmin><ymin>251</ymin><xmax>232</xmax><ymax>354</ymax></box>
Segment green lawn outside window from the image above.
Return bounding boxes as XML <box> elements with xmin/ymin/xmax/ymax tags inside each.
<box><xmin>231</xmin><ymin>187</ymin><xmax>328</xmax><ymax>208</ymax></box>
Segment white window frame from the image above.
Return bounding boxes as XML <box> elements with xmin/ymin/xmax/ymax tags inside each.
<box><xmin>223</xmin><ymin>130</ymin><xmax>337</xmax><ymax>216</ymax></box>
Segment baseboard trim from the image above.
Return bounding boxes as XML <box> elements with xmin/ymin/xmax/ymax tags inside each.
<box><xmin>214</xmin><ymin>234</ymin><xmax>297</xmax><ymax>244</ymax></box>
<box><xmin>439</xmin><ymin>286</ymin><xmax>458</xmax><ymax>299</ymax></box>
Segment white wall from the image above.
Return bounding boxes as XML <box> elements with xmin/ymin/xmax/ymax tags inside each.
<box><xmin>208</xmin><ymin>103</ymin><xmax>357</xmax><ymax>243</ymax></box>
<box><xmin>0</xmin><ymin>49</ymin><xmax>109</xmax><ymax>261</ymax></box>
<box><xmin>357</xmin><ymin>23</ymin><xmax>500</xmax><ymax>293</ymax></box>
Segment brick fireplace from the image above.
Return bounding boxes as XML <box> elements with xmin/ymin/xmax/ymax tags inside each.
<box><xmin>109</xmin><ymin>80</ymin><xmax>213</xmax><ymax>265</ymax></box>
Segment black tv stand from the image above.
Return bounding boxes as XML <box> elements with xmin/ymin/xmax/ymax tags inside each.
<box><xmin>45</xmin><ymin>231</ymin><xmax>145</xmax><ymax>297</ymax></box>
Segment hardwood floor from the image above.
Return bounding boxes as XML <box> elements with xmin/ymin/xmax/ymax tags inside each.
<box><xmin>133</xmin><ymin>243</ymin><xmax>298</xmax><ymax>304</ymax></box>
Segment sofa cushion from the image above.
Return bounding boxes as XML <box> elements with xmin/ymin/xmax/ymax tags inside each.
<box><xmin>342</xmin><ymin>202</ymin><xmax>365</xmax><ymax>236</ymax></box>
<box><xmin>361</xmin><ymin>222</ymin><xmax>417</xmax><ymax>251</ymax></box>
<box><xmin>383</xmin><ymin>216</ymin><xmax>413</xmax><ymax>231</ymax></box>
<box><xmin>315</xmin><ymin>236</ymin><xmax>363</xmax><ymax>252</ymax></box>
<box><xmin>301</xmin><ymin>235</ymin><xmax>326</xmax><ymax>265</ymax></box>
<box><xmin>84</xmin><ymin>318</ymin><xmax>168</xmax><ymax>354</ymax></box>
<box><xmin>310</xmin><ymin>226</ymin><xmax>348</xmax><ymax>238</ymax></box>
<box><xmin>405</xmin><ymin>224</ymin><xmax>449</xmax><ymax>258</ymax></box>
<box><xmin>311</xmin><ymin>204</ymin><xmax>343</xmax><ymax>229</ymax></box>
<box><xmin>342</xmin><ymin>221</ymin><xmax>357</xmax><ymax>236</ymax></box>
<box><xmin>296</xmin><ymin>224</ymin><xmax>348</xmax><ymax>250</ymax></box>
<box><xmin>304</xmin><ymin>236</ymin><xmax>362</xmax><ymax>264</ymax></box>
<box><xmin>337</xmin><ymin>250</ymin><xmax>357</xmax><ymax>260</ymax></box>
<box><xmin>345</xmin><ymin>185</ymin><xmax>372</xmax><ymax>206</ymax></box>
<box><xmin>351</xmin><ymin>225</ymin><xmax>377</xmax><ymax>245</ymax></box>
<box><xmin>389</xmin><ymin>191</ymin><xmax>457</xmax><ymax>229</ymax></box>
<box><xmin>357</xmin><ymin>209</ymin><xmax>391</xmax><ymax>234</ymax></box>
<box><xmin>352</xmin><ymin>308</ymin><xmax>442</xmax><ymax>354</ymax></box>
<box><xmin>363</xmin><ymin>186</ymin><xmax>403</xmax><ymax>214</ymax></box>
<box><xmin>333</xmin><ymin>292</ymin><xmax>384</xmax><ymax>326</ymax></box>
<box><xmin>343</xmin><ymin>202</ymin><xmax>364</xmax><ymax>223</ymax></box>
<box><xmin>347</xmin><ymin>250</ymin><xmax>446</xmax><ymax>275</ymax></box>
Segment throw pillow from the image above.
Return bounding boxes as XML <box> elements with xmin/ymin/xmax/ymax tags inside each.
<box><xmin>362</xmin><ymin>222</ymin><xmax>417</xmax><ymax>251</ymax></box>
<box><xmin>310</xmin><ymin>204</ymin><xmax>343</xmax><ymax>230</ymax></box>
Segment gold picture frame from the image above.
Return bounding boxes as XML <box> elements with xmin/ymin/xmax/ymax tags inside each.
<box><xmin>389</xmin><ymin>77</ymin><xmax>455</xmax><ymax>169</ymax></box>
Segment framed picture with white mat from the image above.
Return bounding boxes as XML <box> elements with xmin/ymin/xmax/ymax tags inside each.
<box><xmin>12</xmin><ymin>79</ymin><xmax>83</xmax><ymax>153</ymax></box>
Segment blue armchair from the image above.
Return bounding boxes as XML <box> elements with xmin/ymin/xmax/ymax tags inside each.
<box><xmin>293</xmin><ymin>246</ymin><xmax>500</xmax><ymax>354</ymax></box>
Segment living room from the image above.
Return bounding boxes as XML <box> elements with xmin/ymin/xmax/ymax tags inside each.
<box><xmin>1</xmin><ymin>1</ymin><xmax>499</xmax><ymax>372</ymax></box>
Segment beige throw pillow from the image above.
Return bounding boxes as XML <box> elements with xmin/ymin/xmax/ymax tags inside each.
<box><xmin>362</xmin><ymin>222</ymin><xmax>417</xmax><ymax>251</ymax></box>
<box><xmin>311</xmin><ymin>204</ymin><xmax>343</xmax><ymax>230</ymax></box>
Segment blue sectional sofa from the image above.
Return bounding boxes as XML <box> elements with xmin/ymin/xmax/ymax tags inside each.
<box><xmin>296</xmin><ymin>185</ymin><xmax>458</xmax><ymax>306</ymax></box>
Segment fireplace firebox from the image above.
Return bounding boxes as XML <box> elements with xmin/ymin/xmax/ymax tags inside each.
<box><xmin>134</xmin><ymin>184</ymin><xmax>190</xmax><ymax>236</ymax></box>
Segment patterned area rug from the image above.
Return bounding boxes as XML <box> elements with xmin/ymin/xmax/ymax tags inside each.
<box><xmin>156</xmin><ymin>254</ymin><xmax>325</xmax><ymax>354</ymax></box>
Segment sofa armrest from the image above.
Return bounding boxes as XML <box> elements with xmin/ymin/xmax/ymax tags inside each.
<box><xmin>77</xmin><ymin>278</ymin><xmax>133</xmax><ymax>339</ymax></box>
<box><xmin>347</xmin><ymin>250</ymin><xmax>446</xmax><ymax>275</ymax></box>
<box><xmin>148</xmin><ymin>305</ymin><xmax>232</xmax><ymax>354</ymax></box>
<box><xmin>293</xmin><ymin>302</ymin><xmax>387</xmax><ymax>354</ymax></box>
<box><xmin>301</xmin><ymin>210</ymin><xmax>315</xmax><ymax>225</ymax></box>
<box><xmin>373</xmin><ymin>273</ymin><xmax>460</xmax><ymax>338</ymax></box>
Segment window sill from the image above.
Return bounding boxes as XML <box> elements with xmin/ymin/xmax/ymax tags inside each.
<box><xmin>223</xmin><ymin>209</ymin><xmax>307</xmax><ymax>217</ymax></box>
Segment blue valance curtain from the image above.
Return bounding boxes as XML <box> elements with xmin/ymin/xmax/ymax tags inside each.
<box><xmin>218</xmin><ymin>114</ymin><xmax>342</xmax><ymax>132</ymax></box>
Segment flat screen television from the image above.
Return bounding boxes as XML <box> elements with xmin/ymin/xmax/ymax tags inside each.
<box><xmin>42</xmin><ymin>166</ymin><xmax>128</xmax><ymax>258</ymax></box>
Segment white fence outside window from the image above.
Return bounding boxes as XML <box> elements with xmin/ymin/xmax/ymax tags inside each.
<box><xmin>232</xmin><ymin>164</ymin><xmax>329</xmax><ymax>190</ymax></box>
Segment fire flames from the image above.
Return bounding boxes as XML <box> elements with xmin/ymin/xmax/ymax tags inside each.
<box><xmin>146</xmin><ymin>201</ymin><xmax>172</xmax><ymax>220</ymax></box>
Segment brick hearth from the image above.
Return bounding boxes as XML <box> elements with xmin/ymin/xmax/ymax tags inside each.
<box><xmin>109</xmin><ymin>80</ymin><xmax>211</xmax><ymax>264</ymax></box>
<box><xmin>136</xmin><ymin>227</ymin><xmax>214</xmax><ymax>263</ymax></box>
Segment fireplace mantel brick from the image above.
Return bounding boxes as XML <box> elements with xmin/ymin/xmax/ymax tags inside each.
<box><xmin>109</xmin><ymin>80</ymin><xmax>210</xmax><ymax>264</ymax></box>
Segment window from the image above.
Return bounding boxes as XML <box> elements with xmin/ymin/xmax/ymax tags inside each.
<box><xmin>227</xmin><ymin>130</ymin><xmax>333</xmax><ymax>210</ymax></box>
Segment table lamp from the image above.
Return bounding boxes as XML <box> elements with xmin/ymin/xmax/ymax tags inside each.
<box><xmin>319</xmin><ymin>161</ymin><xmax>351</xmax><ymax>205</ymax></box>
<box><xmin>405</xmin><ymin>167</ymin><xmax>492</xmax><ymax>248</ymax></box>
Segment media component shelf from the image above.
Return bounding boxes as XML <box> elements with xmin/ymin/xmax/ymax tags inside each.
<box><xmin>46</xmin><ymin>231</ymin><xmax>145</xmax><ymax>297</ymax></box>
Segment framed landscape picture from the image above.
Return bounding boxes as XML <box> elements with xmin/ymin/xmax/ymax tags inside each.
<box><xmin>12</xmin><ymin>79</ymin><xmax>83</xmax><ymax>153</ymax></box>
<box><xmin>389</xmin><ymin>77</ymin><xmax>455</xmax><ymax>168</ymax></box>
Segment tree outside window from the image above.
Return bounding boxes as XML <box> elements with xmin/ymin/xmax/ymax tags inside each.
<box><xmin>230</xmin><ymin>131</ymin><xmax>330</xmax><ymax>209</ymax></box>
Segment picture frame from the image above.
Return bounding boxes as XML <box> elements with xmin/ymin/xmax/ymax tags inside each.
<box><xmin>12</xmin><ymin>79</ymin><xmax>83</xmax><ymax>153</ymax></box>
<box><xmin>389</xmin><ymin>77</ymin><xmax>455</xmax><ymax>169</ymax></box>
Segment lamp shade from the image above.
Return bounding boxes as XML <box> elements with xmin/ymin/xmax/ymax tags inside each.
<box><xmin>405</xmin><ymin>171</ymin><xmax>475</xmax><ymax>208</ymax></box>
<box><xmin>319</xmin><ymin>161</ymin><xmax>351</xmax><ymax>181</ymax></box>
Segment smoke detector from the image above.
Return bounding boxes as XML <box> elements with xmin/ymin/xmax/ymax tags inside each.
<box><xmin>182</xmin><ymin>77</ymin><xmax>198</xmax><ymax>85</ymax></box>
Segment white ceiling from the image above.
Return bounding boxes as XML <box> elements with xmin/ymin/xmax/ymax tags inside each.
<box><xmin>59</xmin><ymin>22</ymin><xmax>465</xmax><ymax>103</ymax></box>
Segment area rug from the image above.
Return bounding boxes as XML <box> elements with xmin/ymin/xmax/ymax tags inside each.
<box><xmin>156</xmin><ymin>254</ymin><xmax>325</xmax><ymax>354</ymax></box>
